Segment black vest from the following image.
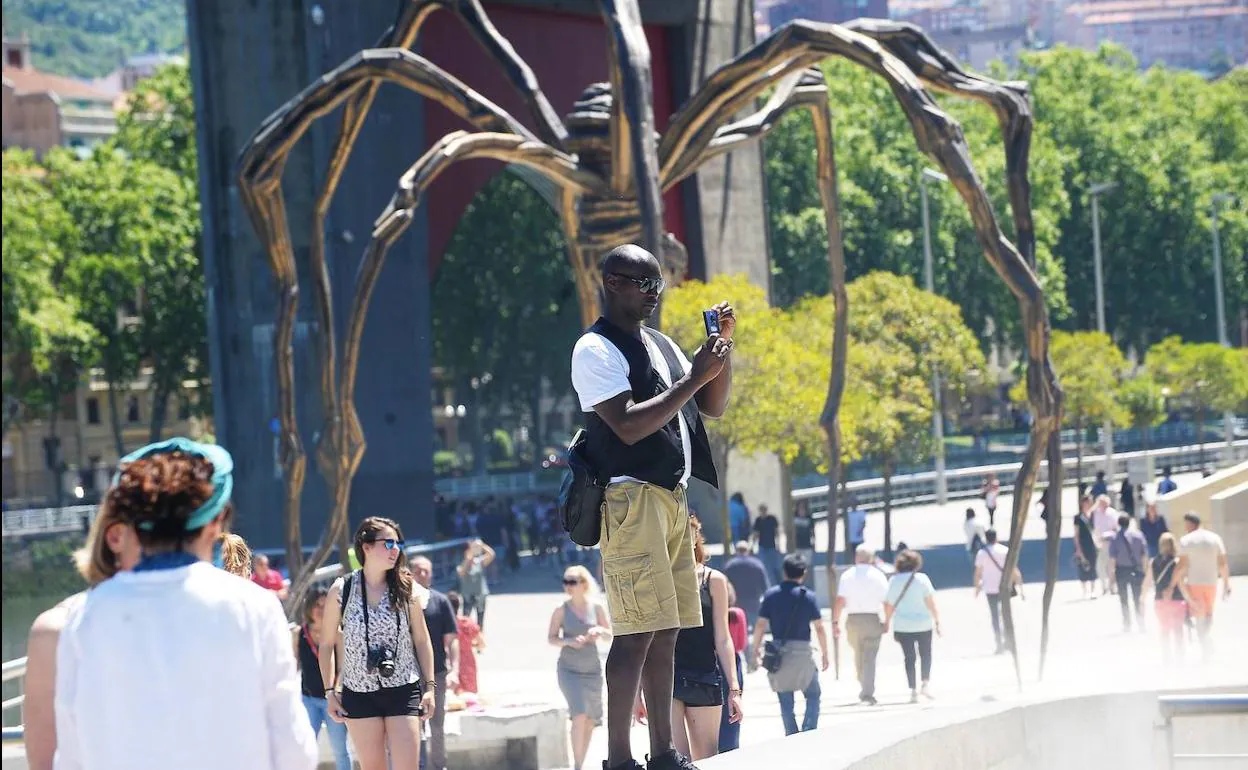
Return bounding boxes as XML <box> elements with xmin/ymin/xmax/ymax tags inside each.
<box><xmin>582</xmin><ymin>318</ymin><xmax>719</xmax><ymax>490</ymax></box>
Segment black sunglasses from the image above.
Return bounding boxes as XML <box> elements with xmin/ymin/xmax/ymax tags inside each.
<box><xmin>368</xmin><ymin>538</ymin><xmax>405</xmax><ymax>551</ymax></box>
<box><xmin>562</xmin><ymin>577</ymin><xmax>583</xmax><ymax>586</ymax></box>
<box><xmin>610</xmin><ymin>272</ymin><xmax>665</xmax><ymax>295</ymax></box>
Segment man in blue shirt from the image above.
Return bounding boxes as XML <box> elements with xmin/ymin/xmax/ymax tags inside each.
<box><xmin>1157</xmin><ymin>466</ymin><xmax>1177</xmax><ymax>496</ymax></box>
<box><xmin>751</xmin><ymin>555</ymin><xmax>829</xmax><ymax>735</ymax></box>
<box><xmin>729</xmin><ymin>492</ymin><xmax>750</xmax><ymax>542</ymax></box>
<box><xmin>1090</xmin><ymin>471</ymin><xmax>1109</xmax><ymax>499</ymax></box>
<box><xmin>845</xmin><ymin>496</ymin><xmax>867</xmax><ymax>555</ymax></box>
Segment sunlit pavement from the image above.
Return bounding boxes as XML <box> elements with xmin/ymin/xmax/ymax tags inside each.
<box><xmin>475</xmin><ymin>576</ymin><xmax>1244</xmax><ymax>769</ymax></box>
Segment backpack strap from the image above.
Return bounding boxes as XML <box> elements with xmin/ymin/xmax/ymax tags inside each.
<box><xmin>338</xmin><ymin>570</ymin><xmax>356</xmax><ymax>628</ymax></box>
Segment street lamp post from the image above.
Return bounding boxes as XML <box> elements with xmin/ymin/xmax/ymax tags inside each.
<box><xmin>1089</xmin><ymin>181</ymin><xmax>1117</xmax><ymax>477</ymax></box>
<box><xmin>922</xmin><ymin>168</ymin><xmax>950</xmax><ymax>504</ymax></box>
<box><xmin>1211</xmin><ymin>192</ymin><xmax>1236</xmax><ymax>465</ymax></box>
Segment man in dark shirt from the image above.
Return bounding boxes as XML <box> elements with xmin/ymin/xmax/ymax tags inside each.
<box><xmin>1157</xmin><ymin>466</ymin><xmax>1177</xmax><ymax>496</ymax></box>
<box><xmin>751</xmin><ymin>555</ymin><xmax>829</xmax><ymax>735</ymax></box>
<box><xmin>1090</xmin><ymin>471</ymin><xmax>1108</xmax><ymax>500</ymax></box>
<box><xmin>412</xmin><ymin>556</ymin><xmax>459</xmax><ymax>770</ymax></box>
<box><xmin>752</xmin><ymin>504</ymin><xmax>783</xmax><ymax>586</ymax></box>
<box><xmin>723</xmin><ymin>542</ymin><xmax>771</xmax><ymax>671</ymax></box>
<box><xmin>1107</xmin><ymin>516</ymin><xmax>1148</xmax><ymax>633</ymax></box>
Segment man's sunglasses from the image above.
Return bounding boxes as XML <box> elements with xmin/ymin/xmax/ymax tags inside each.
<box><xmin>610</xmin><ymin>273</ymin><xmax>666</xmax><ymax>295</ymax></box>
<box><xmin>368</xmin><ymin>538</ymin><xmax>405</xmax><ymax>551</ymax></box>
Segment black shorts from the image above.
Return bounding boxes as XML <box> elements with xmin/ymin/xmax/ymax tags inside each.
<box><xmin>673</xmin><ymin>667</ymin><xmax>723</xmax><ymax>708</ymax></box>
<box><xmin>341</xmin><ymin>682</ymin><xmax>424</xmax><ymax>719</ymax></box>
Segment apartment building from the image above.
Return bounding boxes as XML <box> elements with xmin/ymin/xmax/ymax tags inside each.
<box><xmin>1059</xmin><ymin>0</ymin><xmax>1247</xmax><ymax>72</ymax></box>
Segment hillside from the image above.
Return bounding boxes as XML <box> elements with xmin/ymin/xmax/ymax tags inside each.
<box><xmin>3</xmin><ymin>0</ymin><xmax>186</xmax><ymax>78</ymax></box>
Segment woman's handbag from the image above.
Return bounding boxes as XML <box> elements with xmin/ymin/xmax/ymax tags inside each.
<box><xmin>673</xmin><ymin>668</ymin><xmax>724</xmax><ymax>707</ymax></box>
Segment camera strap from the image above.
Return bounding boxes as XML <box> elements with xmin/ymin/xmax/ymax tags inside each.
<box><xmin>359</xmin><ymin>572</ymin><xmax>401</xmax><ymax>669</ymax></box>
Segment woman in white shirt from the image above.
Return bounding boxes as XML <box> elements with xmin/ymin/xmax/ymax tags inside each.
<box><xmin>54</xmin><ymin>438</ymin><xmax>319</xmax><ymax>770</ymax></box>
<box><xmin>23</xmin><ymin>501</ymin><xmax>141</xmax><ymax>770</ymax></box>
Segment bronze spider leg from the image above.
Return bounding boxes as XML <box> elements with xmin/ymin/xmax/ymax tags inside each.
<box><xmin>600</xmin><ymin>0</ymin><xmax>665</xmax><ymax>256</ymax></box>
<box><xmin>668</xmin><ymin>67</ymin><xmax>853</xmax><ymax>595</ymax></box>
<box><xmin>237</xmin><ymin>49</ymin><xmax>542</xmax><ymax>610</ymax></box>
<box><xmin>845</xmin><ymin>18</ymin><xmax>1066</xmax><ymax>675</ymax></box>
<box><xmin>662</xmin><ymin>20</ymin><xmax>1059</xmax><ymax>681</ymax></box>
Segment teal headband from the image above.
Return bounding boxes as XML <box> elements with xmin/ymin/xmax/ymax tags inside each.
<box><xmin>114</xmin><ymin>437</ymin><xmax>234</xmax><ymax>531</ymax></box>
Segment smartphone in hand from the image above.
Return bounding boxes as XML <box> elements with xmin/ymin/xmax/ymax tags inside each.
<box><xmin>703</xmin><ymin>309</ymin><xmax>720</xmax><ymax>337</ymax></box>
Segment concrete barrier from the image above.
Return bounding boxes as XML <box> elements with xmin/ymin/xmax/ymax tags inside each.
<box><xmin>701</xmin><ymin>685</ymin><xmax>1247</xmax><ymax>770</ymax></box>
<box><xmin>1157</xmin><ymin>462</ymin><xmax>1248</xmax><ymax>523</ymax></box>
<box><xmin>1211</xmin><ymin>481</ymin><xmax>1248</xmax><ymax>575</ymax></box>
<box><xmin>444</xmin><ymin>704</ymin><xmax>568</xmax><ymax>770</ymax></box>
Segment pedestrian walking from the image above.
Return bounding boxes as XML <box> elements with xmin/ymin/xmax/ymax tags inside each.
<box><xmin>729</xmin><ymin>492</ymin><xmax>750</xmax><ymax>543</ymax></box>
<box><xmin>455</xmin><ymin>538</ymin><xmax>494</xmax><ymax>630</ymax></box>
<box><xmin>718</xmin><ymin>604</ymin><xmax>747</xmax><ymax>754</ymax></box>
<box><xmin>671</xmin><ymin>516</ymin><xmax>742</xmax><ymax>761</ymax></box>
<box><xmin>845</xmin><ymin>496</ymin><xmax>867</xmax><ymax>555</ymax></box>
<box><xmin>1107</xmin><ymin>515</ymin><xmax>1148</xmax><ymax>632</ymax></box>
<box><xmin>723</xmin><ymin>542</ymin><xmax>770</xmax><ymax>672</ymax></box>
<box><xmin>1091</xmin><ymin>495</ymin><xmax>1119</xmax><ymax>595</ymax></box>
<box><xmin>295</xmin><ymin>588</ymin><xmax>352</xmax><ymax>770</ymax></box>
<box><xmin>1139</xmin><ymin>501</ymin><xmax>1169</xmax><ymax>558</ymax></box>
<box><xmin>883</xmin><ymin>549</ymin><xmax>941</xmax><ymax>703</ymax></box>
<box><xmin>321</xmin><ymin>518</ymin><xmax>438</xmax><ymax>770</ymax></box>
<box><xmin>410</xmin><ymin>555</ymin><xmax>460</xmax><ymax>770</ymax></box>
<box><xmin>981</xmin><ymin>473</ymin><xmax>1001</xmax><ymax>527</ymax></box>
<box><xmin>752</xmin><ymin>555</ymin><xmax>829</xmax><ymax>736</ymax></box>
<box><xmin>793</xmin><ymin>500</ymin><xmax>815</xmax><ymax>569</ymax></box>
<box><xmin>569</xmin><ymin>243</ymin><xmax>735</xmax><ymax>770</ymax></box>
<box><xmin>832</xmin><ymin>545</ymin><xmax>888</xmax><ymax>705</ymax></box>
<box><xmin>973</xmin><ymin>529</ymin><xmax>1022</xmax><ymax>654</ymax></box>
<box><xmin>1119</xmin><ymin>478</ymin><xmax>1135</xmax><ymax>516</ymax></box>
<box><xmin>1144</xmin><ymin>533</ymin><xmax>1188</xmax><ymax>661</ymax></box>
<box><xmin>549</xmin><ymin>565</ymin><xmax>611</xmax><ymax>770</ymax></box>
<box><xmin>1073</xmin><ymin>495</ymin><xmax>1099</xmax><ymax>599</ymax></box>
<box><xmin>54</xmin><ymin>438</ymin><xmax>319</xmax><ymax>770</ymax></box>
<box><xmin>963</xmin><ymin>508</ymin><xmax>986</xmax><ymax>567</ymax></box>
<box><xmin>1175</xmin><ymin>513</ymin><xmax>1232</xmax><ymax>654</ymax></box>
<box><xmin>1090</xmin><ymin>471</ymin><xmax>1109</xmax><ymax>499</ymax></box>
<box><xmin>446</xmin><ymin>591</ymin><xmax>484</xmax><ymax>696</ymax></box>
<box><xmin>1157</xmin><ymin>466</ymin><xmax>1178</xmax><ymax>496</ymax></box>
<box><xmin>752</xmin><ymin>504</ymin><xmax>783</xmax><ymax>586</ymax></box>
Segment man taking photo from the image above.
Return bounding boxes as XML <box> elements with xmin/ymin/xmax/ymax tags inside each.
<box><xmin>571</xmin><ymin>244</ymin><xmax>734</xmax><ymax>770</ymax></box>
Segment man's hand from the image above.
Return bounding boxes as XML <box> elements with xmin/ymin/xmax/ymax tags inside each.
<box><xmin>713</xmin><ymin>301</ymin><xmax>736</xmax><ymax>340</ymax></box>
<box><xmin>1224</xmin><ymin>581</ymin><xmax>1233</xmax><ymax>600</ymax></box>
<box><xmin>820</xmin><ymin>651</ymin><xmax>830</xmax><ymax>672</ymax></box>
<box><xmin>831</xmin><ymin>621</ymin><xmax>841</xmax><ymax>639</ymax></box>
<box><xmin>973</xmin><ymin>585</ymin><xmax>981</xmax><ymax>599</ymax></box>
<box><xmin>690</xmin><ymin>335</ymin><xmax>733</xmax><ymax>384</ymax></box>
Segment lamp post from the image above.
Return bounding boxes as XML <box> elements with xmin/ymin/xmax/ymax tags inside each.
<box><xmin>1089</xmin><ymin>181</ymin><xmax>1117</xmax><ymax>476</ymax></box>
<box><xmin>1211</xmin><ymin>192</ymin><xmax>1236</xmax><ymax>464</ymax></box>
<box><xmin>921</xmin><ymin>168</ymin><xmax>950</xmax><ymax>504</ymax></box>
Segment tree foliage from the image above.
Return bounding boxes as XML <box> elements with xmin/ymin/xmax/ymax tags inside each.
<box><xmin>764</xmin><ymin>45</ymin><xmax>1247</xmax><ymax>354</ymax></box>
<box><xmin>4</xmin><ymin>0</ymin><xmax>186</xmax><ymax>78</ymax></box>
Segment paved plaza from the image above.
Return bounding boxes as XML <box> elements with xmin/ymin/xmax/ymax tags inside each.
<box><xmin>469</xmin><ymin>471</ymin><xmax>1244</xmax><ymax>768</ymax></box>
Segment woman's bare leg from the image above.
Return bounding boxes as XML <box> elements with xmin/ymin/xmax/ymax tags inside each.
<box><xmin>345</xmin><ymin>718</ymin><xmax>388</xmax><ymax>770</ymax></box>
<box><xmin>670</xmin><ymin>698</ymin><xmax>691</xmax><ymax>758</ymax></box>
<box><xmin>683</xmin><ymin>704</ymin><xmax>723</xmax><ymax>761</ymax></box>
<box><xmin>383</xmin><ymin>715</ymin><xmax>423</xmax><ymax>770</ymax></box>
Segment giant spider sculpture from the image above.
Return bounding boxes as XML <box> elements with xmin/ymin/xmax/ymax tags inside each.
<box><xmin>238</xmin><ymin>0</ymin><xmax>1065</xmax><ymax>676</ymax></box>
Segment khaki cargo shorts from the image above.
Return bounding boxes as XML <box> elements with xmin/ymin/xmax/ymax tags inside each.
<box><xmin>600</xmin><ymin>481</ymin><xmax>702</xmax><ymax>636</ymax></box>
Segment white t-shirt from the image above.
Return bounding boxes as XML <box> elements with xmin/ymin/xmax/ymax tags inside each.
<box><xmin>975</xmin><ymin>543</ymin><xmax>1012</xmax><ymax>596</ymax></box>
<box><xmin>55</xmin><ymin>561</ymin><xmax>318</xmax><ymax>770</ymax></box>
<box><xmin>1180</xmin><ymin>529</ymin><xmax>1226</xmax><ymax>586</ymax></box>
<box><xmin>570</xmin><ymin>328</ymin><xmax>694</xmax><ymax>487</ymax></box>
<box><xmin>837</xmin><ymin>564</ymin><xmax>890</xmax><ymax>615</ymax></box>
<box><xmin>964</xmin><ymin>516</ymin><xmax>986</xmax><ymax>549</ymax></box>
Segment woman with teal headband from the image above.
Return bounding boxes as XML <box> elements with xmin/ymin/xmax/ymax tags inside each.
<box><xmin>53</xmin><ymin>437</ymin><xmax>320</xmax><ymax>770</ymax></box>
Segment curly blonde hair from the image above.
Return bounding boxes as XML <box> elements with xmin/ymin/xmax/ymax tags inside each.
<box><xmin>218</xmin><ymin>533</ymin><xmax>252</xmax><ymax>578</ymax></box>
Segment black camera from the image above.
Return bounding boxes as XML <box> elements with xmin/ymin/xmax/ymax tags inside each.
<box><xmin>366</xmin><ymin>645</ymin><xmax>397</xmax><ymax>678</ymax></box>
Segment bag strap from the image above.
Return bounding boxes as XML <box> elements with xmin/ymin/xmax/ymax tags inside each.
<box><xmin>984</xmin><ymin>546</ymin><xmax>1013</xmax><ymax>591</ymax></box>
<box><xmin>1155</xmin><ymin>556</ymin><xmax>1176</xmax><ymax>593</ymax></box>
<box><xmin>1116</xmin><ymin>531</ymin><xmax>1138</xmax><ymax>569</ymax></box>
<box><xmin>775</xmin><ymin>585</ymin><xmax>806</xmax><ymax>644</ymax></box>
<box><xmin>893</xmin><ymin>572</ymin><xmax>918</xmax><ymax>607</ymax></box>
<box><xmin>339</xmin><ymin>570</ymin><xmax>356</xmax><ymax>625</ymax></box>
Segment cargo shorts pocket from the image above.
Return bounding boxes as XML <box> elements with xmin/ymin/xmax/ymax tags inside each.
<box><xmin>603</xmin><ymin>552</ymin><xmax>658</xmax><ymax>622</ymax></box>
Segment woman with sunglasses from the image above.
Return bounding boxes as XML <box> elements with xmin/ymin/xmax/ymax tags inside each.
<box><xmin>548</xmin><ymin>565</ymin><xmax>612</xmax><ymax>770</ymax></box>
<box><xmin>23</xmin><ymin>499</ymin><xmax>141</xmax><ymax>770</ymax></box>
<box><xmin>53</xmin><ymin>438</ymin><xmax>319</xmax><ymax>770</ymax></box>
<box><xmin>320</xmin><ymin>517</ymin><xmax>437</xmax><ymax>770</ymax></box>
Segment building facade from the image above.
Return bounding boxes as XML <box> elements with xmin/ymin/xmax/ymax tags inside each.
<box><xmin>766</xmin><ymin>0</ymin><xmax>891</xmax><ymax>26</ymax></box>
<box><xmin>1058</xmin><ymin>0</ymin><xmax>1247</xmax><ymax>72</ymax></box>
<box><xmin>2</xmin><ymin>33</ymin><xmax>117</xmax><ymax>156</ymax></box>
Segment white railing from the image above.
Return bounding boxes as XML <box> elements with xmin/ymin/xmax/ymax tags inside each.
<box><xmin>2</xmin><ymin>505</ymin><xmax>99</xmax><ymax>538</ymax></box>
<box><xmin>0</xmin><ymin>537</ymin><xmax>474</xmax><ymax>743</ymax></box>
<box><xmin>794</xmin><ymin>440</ymin><xmax>1248</xmax><ymax>516</ymax></box>
<box><xmin>1157</xmin><ymin>693</ymin><xmax>1248</xmax><ymax>769</ymax></box>
<box><xmin>434</xmin><ymin>471</ymin><xmax>559</xmax><ymax>498</ymax></box>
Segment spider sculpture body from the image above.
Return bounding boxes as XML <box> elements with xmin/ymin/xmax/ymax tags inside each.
<box><xmin>238</xmin><ymin>0</ymin><xmax>1064</xmax><ymax>676</ymax></box>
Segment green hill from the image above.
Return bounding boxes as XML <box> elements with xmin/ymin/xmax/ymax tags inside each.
<box><xmin>3</xmin><ymin>0</ymin><xmax>187</xmax><ymax>79</ymax></box>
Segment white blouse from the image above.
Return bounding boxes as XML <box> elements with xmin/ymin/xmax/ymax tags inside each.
<box><xmin>54</xmin><ymin>561</ymin><xmax>318</xmax><ymax>770</ymax></box>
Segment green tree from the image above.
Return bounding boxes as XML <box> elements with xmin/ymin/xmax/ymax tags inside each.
<box><xmin>1013</xmin><ymin>330</ymin><xmax>1128</xmax><ymax>487</ymax></box>
<box><xmin>433</xmin><ymin>172</ymin><xmax>582</xmax><ymax>471</ymax></box>
<box><xmin>115</xmin><ymin>61</ymin><xmax>198</xmax><ymax>180</ymax></box>
<box><xmin>1145</xmin><ymin>337</ymin><xmax>1248</xmax><ymax>467</ymax></box>
<box><xmin>1</xmin><ymin>150</ymin><xmax>97</xmax><ymax>444</ymax></box>
<box><xmin>4</xmin><ymin>0</ymin><xmax>187</xmax><ymax>78</ymax></box>
<box><xmin>1117</xmin><ymin>374</ymin><xmax>1166</xmax><ymax>451</ymax></box>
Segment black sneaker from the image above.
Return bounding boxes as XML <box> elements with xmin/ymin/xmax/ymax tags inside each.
<box><xmin>647</xmin><ymin>749</ymin><xmax>699</xmax><ymax>770</ymax></box>
<box><xmin>604</xmin><ymin>761</ymin><xmax>645</xmax><ymax>770</ymax></box>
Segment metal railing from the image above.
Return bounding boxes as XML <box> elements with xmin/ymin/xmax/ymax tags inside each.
<box><xmin>794</xmin><ymin>439</ymin><xmax>1248</xmax><ymax>516</ymax></box>
<box><xmin>1158</xmin><ymin>693</ymin><xmax>1248</xmax><ymax>769</ymax></box>
<box><xmin>0</xmin><ymin>536</ymin><xmax>474</xmax><ymax>744</ymax></box>
<box><xmin>2</xmin><ymin>505</ymin><xmax>99</xmax><ymax>538</ymax></box>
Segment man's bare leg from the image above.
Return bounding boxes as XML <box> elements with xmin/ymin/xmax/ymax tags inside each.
<box><xmin>605</xmin><ymin>631</ymin><xmax>654</xmax><ymax>768</ymax></box>
<box><xmin>640</xmin><ymin>628</ymin><xmax>680</xmax><ymax>759</ymax></box>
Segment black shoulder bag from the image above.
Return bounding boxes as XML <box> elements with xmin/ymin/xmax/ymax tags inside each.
<box><xmin>761</xmin><ymin>587</ymin><xmax>805</xmax><ymax>674</ymax></box>
<box><xmin>558</xmin><ymin>428</ymin><xmax>606</xmax><ymax>547</ymax></box>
